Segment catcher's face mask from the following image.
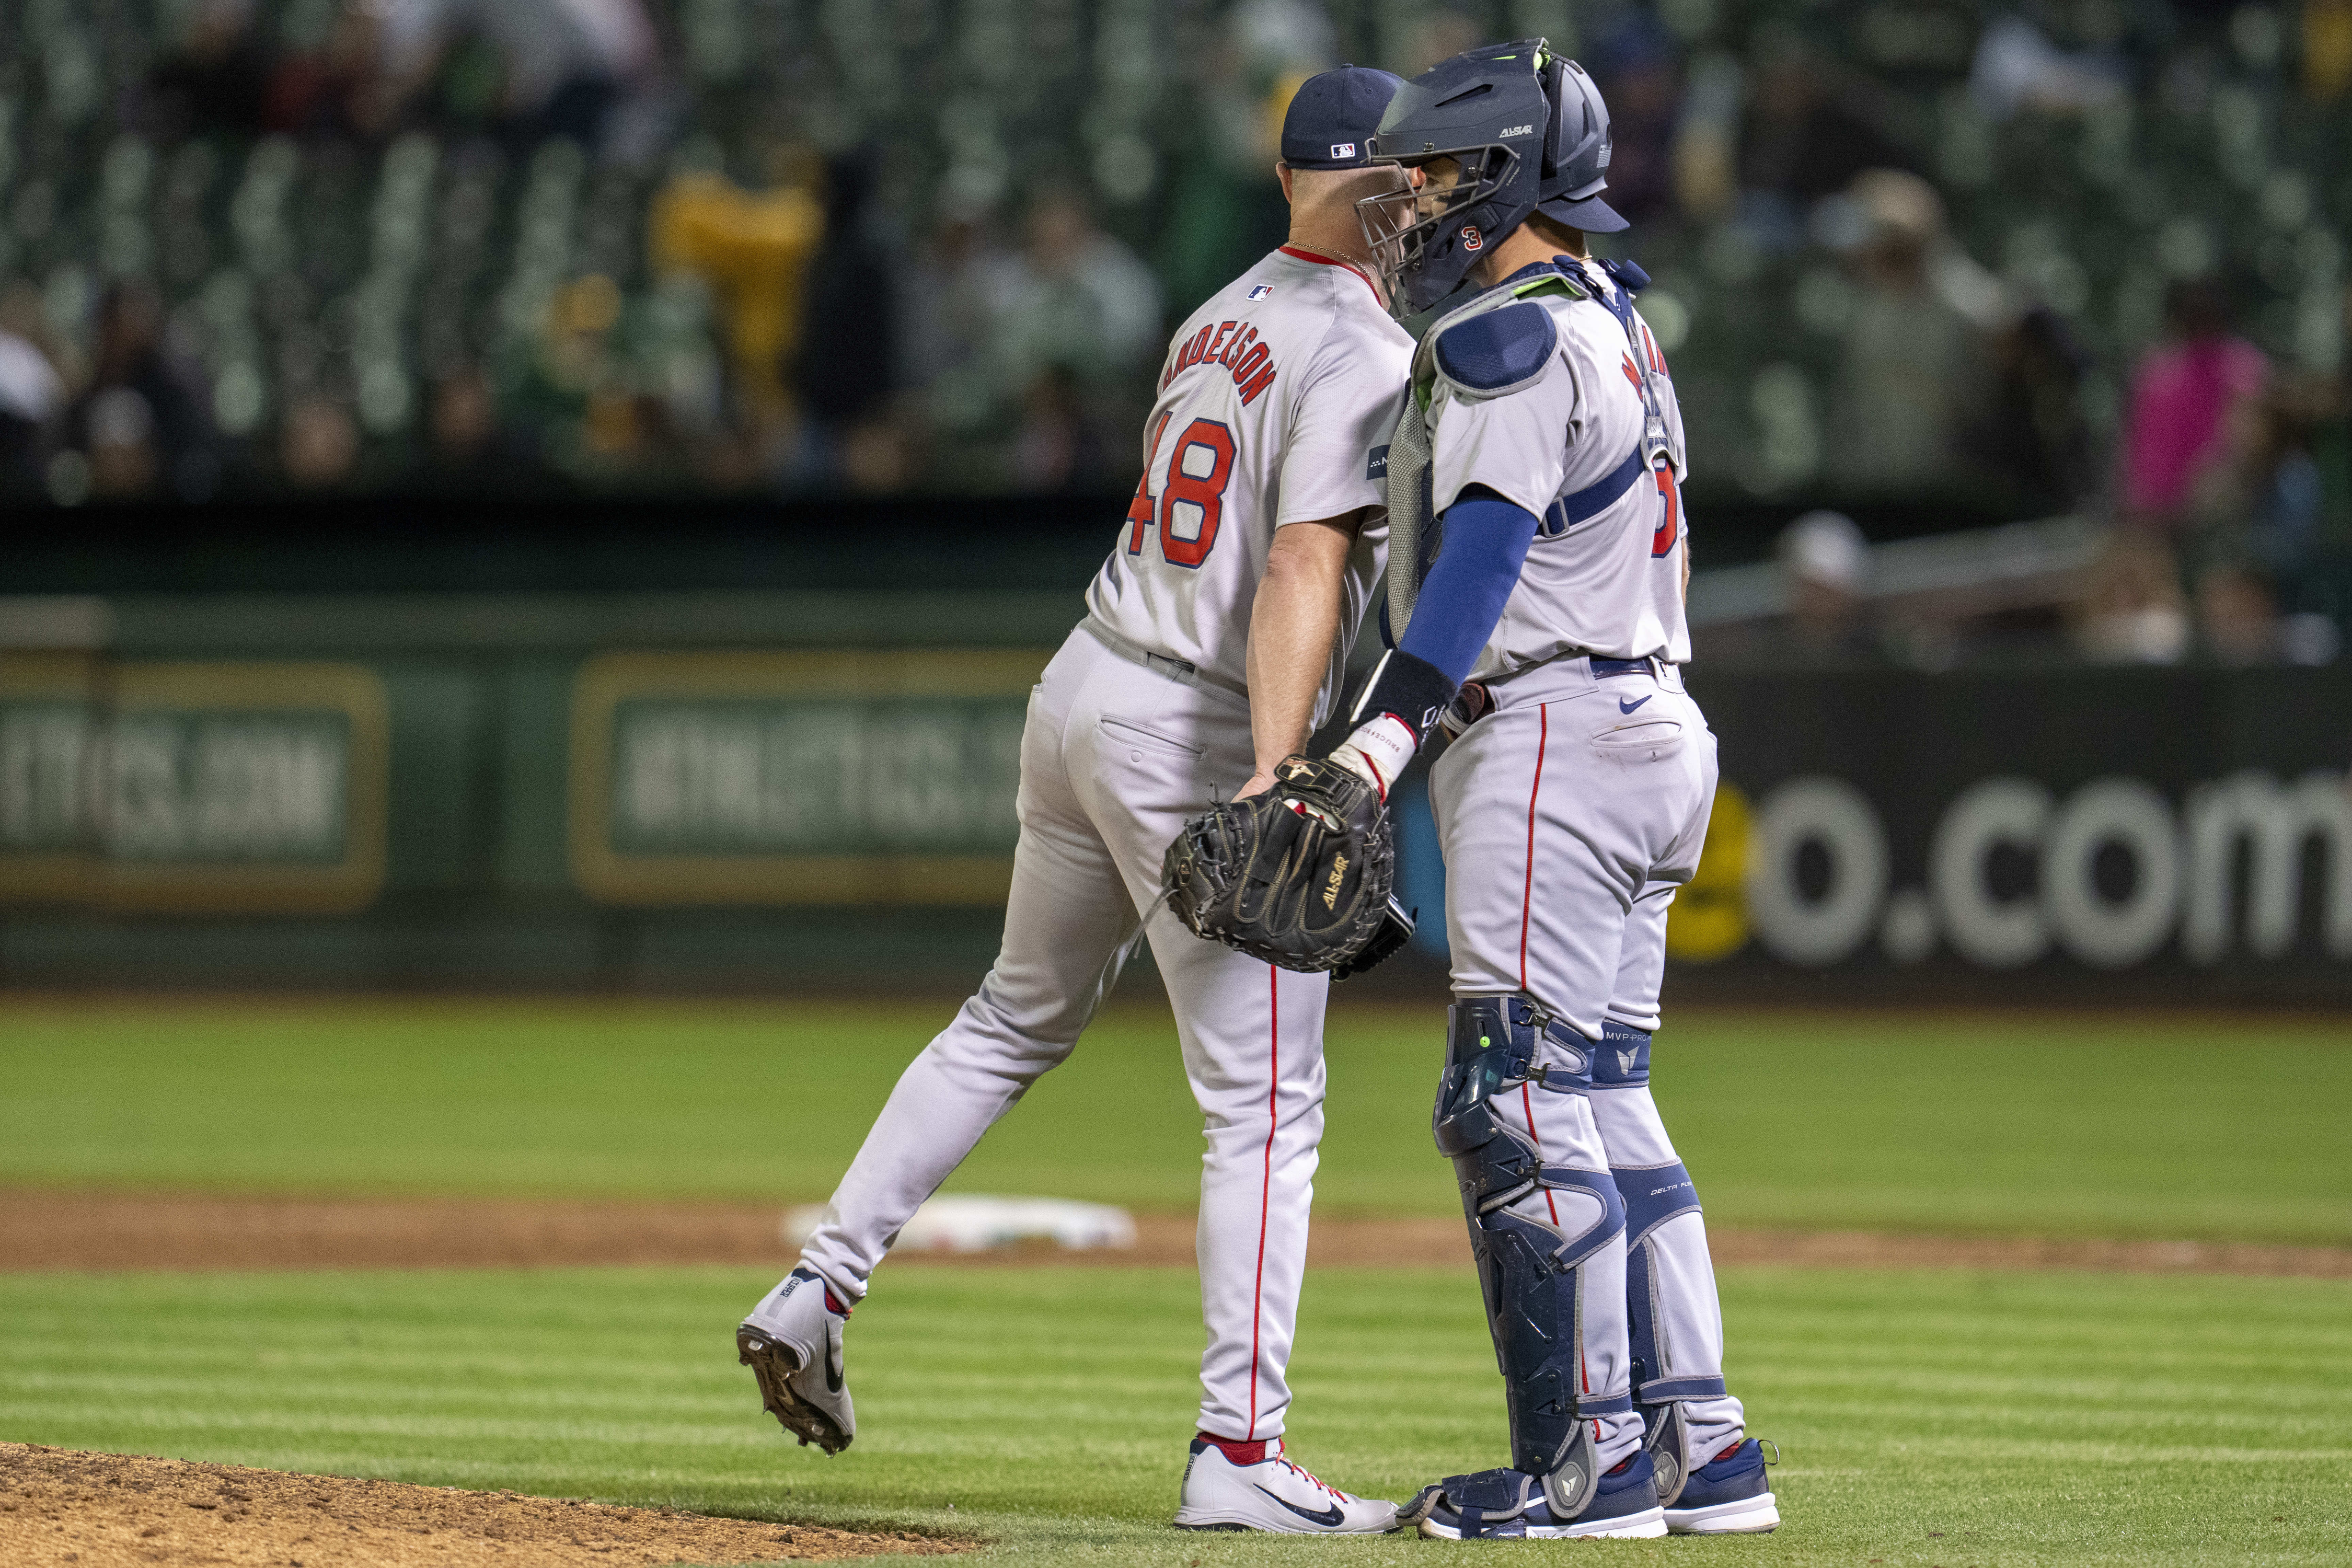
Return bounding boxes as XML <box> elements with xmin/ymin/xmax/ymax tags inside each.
<box><xmin>1354</xmin><ymin>39</ymin><xmax>1625</xmax><ymax>317</ymax></box>
<box><xmin>1355</xmin><ymin>145</ymin><xmax>1522</xmax><ymax>316</ymax></box>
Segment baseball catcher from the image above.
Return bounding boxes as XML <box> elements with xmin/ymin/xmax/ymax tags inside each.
<box><xmin>1322</xmin><ymin>38</ymin><xmax>1775</xmax><ymax>1541</ymax></box>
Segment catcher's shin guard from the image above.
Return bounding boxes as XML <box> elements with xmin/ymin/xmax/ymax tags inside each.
<box><xmin>1434</xmin><ymin>996</ymin><xmax>1631</xmax><ymax>1518</ymax></box>
<box><xmin>1596</xmin><ymin>1020</ymin><xmax>1730</xmax><ymax>1507</ymax></box>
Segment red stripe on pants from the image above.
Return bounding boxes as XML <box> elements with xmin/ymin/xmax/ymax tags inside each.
<box><xmin>1246</xmin><ymin>966</ymin><xmax>1278</xmax><ymax>1437</ymax></box>
<box><xmin>1519</xmin><ymin>703</ymin><xmax>1549</xmax><ymax>988</ymax></box>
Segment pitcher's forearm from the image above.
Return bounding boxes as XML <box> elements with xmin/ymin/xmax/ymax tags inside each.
<box><xmin>1246</xmin><ymin>584</ymin><xmax>1339</xmax><ymax>771</ymax></box>
<box><xmin>1240</xmin><ymin>514</ymin><xmax>1362</xmax><ymax>790</ymax></box>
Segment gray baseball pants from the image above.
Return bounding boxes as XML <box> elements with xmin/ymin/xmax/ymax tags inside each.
<box><xmin>795</xmin><ymin>626</ymin><xmax>1331</xmax><ymax>1442</ymax></box>
<box><xmin>1429</xmin><ymin>653</ymin><xmax>1746</xmax><ymax>1478</ymax></box>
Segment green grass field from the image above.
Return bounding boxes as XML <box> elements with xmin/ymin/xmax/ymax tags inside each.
<box><xmin>4</xmin><ymin>1265</ymin><xmax>2348</xmax><ymax>1565</ymax></box>
<box><xmin>3</xmin><ymin>999</ymin><xmax>2348</xmax><ymax>1240</ymax></box>
<box><xmin>4</xmin><ymin>998</ymin><xmax>2350</xmax><ymax>1565</ymax></box>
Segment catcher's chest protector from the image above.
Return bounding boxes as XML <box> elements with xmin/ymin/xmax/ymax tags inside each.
<box><xmin>1385</xmin><ymin>269</ymin><xmax>1587</xmax><ymax>640</ymax></box>
<box><xmin>1388</xmin><ymin>259</ymin><xmax>1693</xmax><ymax>676</ymax></box>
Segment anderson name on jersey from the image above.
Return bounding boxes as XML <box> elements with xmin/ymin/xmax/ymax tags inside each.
<box><xmin>1415</xmin><ymin>258</ymin><xmax>1692</xmax><ymax>677</ymax></box>
<box><xmin>1085</xmin><ymin>245</ymin><xmax>1413</xmax><ymax>725</ymax></box>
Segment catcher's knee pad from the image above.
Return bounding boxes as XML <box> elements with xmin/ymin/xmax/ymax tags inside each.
<box><xmin>1432</xmin><ymin>996</ymin><xmax>1595</xmax><ymax>1190</ymax></box>
<box><xmin>1435</xmin><ymin>997</ymin><xmax>1631</xmax><ymax>1486</ymax></box>
<box><xmin>1433</xmin><ymin>996</ymin><xmax>1616</xmax><ymax>1227</ymax></box>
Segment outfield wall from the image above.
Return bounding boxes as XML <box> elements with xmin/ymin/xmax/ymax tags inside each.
<box><xmin>1399</xmin><ymin>665</ymin><xmax>2352</xmax><ymax>1007</ymax></box>
<box><xmin>3</xmin><ymin>592</ymin><xmax>2347</xmax><ymax>1002</ymax></box>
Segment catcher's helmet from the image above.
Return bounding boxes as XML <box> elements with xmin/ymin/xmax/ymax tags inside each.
<box><xmin>1356</xmin><ymin>39</ymin><xmax>1625</xmax><ymax>315</ymax></box>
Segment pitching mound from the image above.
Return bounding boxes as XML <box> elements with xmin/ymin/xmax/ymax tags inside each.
<box><xmin>0</xmin><ymin>1445</ymin><xmax>961</xmax><ymax>1567</ymax></box>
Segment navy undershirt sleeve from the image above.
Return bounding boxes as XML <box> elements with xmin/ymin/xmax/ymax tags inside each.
<box><xmin>1395</xmin><ymin>486</ymin><xmax>1540</xmax><ymax>686</ymax></box>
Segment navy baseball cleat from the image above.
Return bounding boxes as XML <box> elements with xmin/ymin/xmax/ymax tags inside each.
<box><xmin>1665</xmin><ymin>1439</ymin><xmax>1779</xmax><ymax>1534</ymax></box>
<box><xmin>736</xmin><ymin>1267</ymin><xmax>856</xmax><ymax>1456</ymax></box>
<box><xmin>1400</xmin><ymin>1451</ymin><xmax>1667</xmax><ymax>1539</ymax></box>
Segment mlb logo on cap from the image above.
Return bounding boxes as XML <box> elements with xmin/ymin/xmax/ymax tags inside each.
<box><xmin>1280</xmin><ymin>65</ymin><xmax>1404</xmax><ymax>170</ymax></box>
<box><xmin>1247</xmin><ymin>284</ymin><xmax>1275</xmax><ymax>301</ymax></box>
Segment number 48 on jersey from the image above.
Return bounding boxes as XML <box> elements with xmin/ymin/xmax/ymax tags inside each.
<box><xmin>1126</xmin><ymin>413</ymin><xmax>1238</xmax><ymax>569</ymax></box>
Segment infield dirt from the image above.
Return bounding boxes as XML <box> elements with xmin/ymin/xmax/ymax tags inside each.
<box><xmin>5</xmin><ymin>1191</ymin><xmax>2348</xmax><ymax>1276</ymax></box>
<box><xmin>0</xmin><ymin>1445</ymin><xmax>961</xmax><ymax>1567</ymax></box>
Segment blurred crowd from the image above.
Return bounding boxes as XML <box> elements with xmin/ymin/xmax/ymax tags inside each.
<box><xmin>0</xmin><ymin>0</ymin><xmax>2347</xmax><ymax>660</ymax></box>
<box><xmin>1715</xmin><ymin>274</ymin><xmax>2346</xmax><ymax>668</ymax></box>
<box><xmin>0</xmin><ymin>0</ymin><xmax>1184</xmax><ymax>502</ymax></box>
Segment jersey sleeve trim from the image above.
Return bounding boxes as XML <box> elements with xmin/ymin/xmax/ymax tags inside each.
<box><xmin>1431</xmin><ymin>469</ymin><xmax>1554</xmax><ymax>526</ymax></box>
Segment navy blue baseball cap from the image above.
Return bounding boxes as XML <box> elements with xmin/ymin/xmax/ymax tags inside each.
<box><xmin>1280</xmin><ymin>65</ymin><xmax>1406</xmax><ymax>170</ymax></box>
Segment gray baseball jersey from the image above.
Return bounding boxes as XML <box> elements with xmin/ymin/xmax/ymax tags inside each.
<box><xmin>1422</xmin><ymin>262</ymin><xmax>1691</xmax><ymax>677</ymax></box>
<box><xmin>1086</xmin><ymin>245</ymin><xmax>1413</xmax><ymax>725</ymax></box>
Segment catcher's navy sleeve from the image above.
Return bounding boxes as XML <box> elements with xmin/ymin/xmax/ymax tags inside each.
<box><xmin>1397</xmin><ymin>486</ymin><xmax>1540</xmax><ymax>685</ymax></box>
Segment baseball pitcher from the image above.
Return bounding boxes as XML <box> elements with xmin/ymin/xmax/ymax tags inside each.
<box><xmin>734</xmin><ymin>67</ymin><xmax>1414</xmax><ymax>1535</ymax></box>
<box><xmin>1300</xmin><ymin>40</ymin><xmax>1781</xmax><ymax>1541</ymax></box>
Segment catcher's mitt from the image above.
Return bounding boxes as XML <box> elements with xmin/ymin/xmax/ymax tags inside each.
<box><xmin>1162</xmin><ymin>754</ymin><xmax>1403</xmax><ymax>975</ymax></box>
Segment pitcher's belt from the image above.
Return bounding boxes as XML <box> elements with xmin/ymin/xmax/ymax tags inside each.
<box><xmin>1081</xmin><ymin>616</ymin><xmax>1250</xmax><ymax>699</ymax></box>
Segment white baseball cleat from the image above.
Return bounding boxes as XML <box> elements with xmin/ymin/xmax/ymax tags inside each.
<box><xmin>1172</xmin><ymin>1434</ymin><xmax>1399</xmax><ymax>1534</ymax></box>
<box><xmin>736</xmin><ymin>1267</ymin><xmax>856</xmax><ymax>1455</ymax></box>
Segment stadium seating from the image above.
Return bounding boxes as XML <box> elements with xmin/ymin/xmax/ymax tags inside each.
<box><xmin>0</xmin><ymin>0</ymin><xmax>2343</xmax><ymax>545</ymax></box>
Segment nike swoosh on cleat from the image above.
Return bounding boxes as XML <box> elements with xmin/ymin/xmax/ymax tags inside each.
<box><xmin>824</xmin><ymin>1336</ymin><xmax>843</xmax><ymax>1394</ymax></box>
<box><xmin>1253</xmin><ymin>1486</ymin><xmax>1345</xmax><ymax>1528</ymax></box>
<box><xmin>1618</xmin><ymin>695</ymin><xmax>1651</xmax><ymax>713</ymax></box>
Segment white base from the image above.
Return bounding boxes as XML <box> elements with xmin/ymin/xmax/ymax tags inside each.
<box><xmin>786</xmin><ymin>1194</ymin><xmax>1137</xmax><ymax>1253</ymax></box>
<box><xmin>1666</xmin><ymin>1491</ymin><xmax>1780</xmax><ymax>1534</ymax></box>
